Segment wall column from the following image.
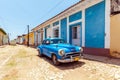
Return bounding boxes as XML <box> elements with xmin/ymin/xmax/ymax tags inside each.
<box><xmin>59</xmin><ymin>20</ymin><xmax>61</xmax><ymax>38</ymax></box>
<box><xmin>82</xmin><ymin>9</ymin><xmax>85</xmax><ymax>47</ymax></box>
<box><xmin>105</xmin><ymin>0</ymin><xmax>110</xmax><ymax>48</ymax></box>
<box><xmin>67</xmin><ymin>16</ymin><xmax>69</xmax><ymax>43</ymax></box>
<box><xmin>43</xmin><ymin>28</ymin><xmax>45</xmax><ymax>40</ymax></box>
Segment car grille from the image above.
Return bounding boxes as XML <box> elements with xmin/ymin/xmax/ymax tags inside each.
<box><xmin>65</xmin><ymin>52</ymin><xmax>80</xmax><ymax>58</ymax></box>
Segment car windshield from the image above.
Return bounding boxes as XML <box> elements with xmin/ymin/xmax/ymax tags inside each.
<box><xmin>50</xmin><ymin>39</ymin><xmax>65</xmax><ymax>44</ymax></box>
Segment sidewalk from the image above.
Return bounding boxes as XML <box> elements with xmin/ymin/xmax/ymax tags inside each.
<box><xmin>84</xmin><ymin>54</ymin><xmax>120</xmax><ymax>66</ymax></box>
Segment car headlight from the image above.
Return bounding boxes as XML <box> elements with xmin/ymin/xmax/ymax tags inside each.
<box><xmin>58</xmin><ymin>49</ymin><xmax>65</xmax><ymax>56</ymax></box>
<box><xmin>79</xmin><ymin>47</ymin><xmax>83</xmax><ymax>52</ymax></box>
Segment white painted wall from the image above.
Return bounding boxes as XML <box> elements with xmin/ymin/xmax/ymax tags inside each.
<box><xmin>47</xmin><ymin>26</ymin><xmax>52</xmax><ymax>38</ymax></box>
<box><xmin>59</xmin><ymin>21</ymin><xmax>61</xmax><ymax>38</ymax></box>
<box><xmin>43</xmin><ymin>28</ymin><xmax>45</xmax><ymax>40</ymax></box>
<box><xmin>67</xmin><ymin>16</ymin><xmax>69</xmax><ymax>43</ymax></box>
<box><xmin>38</xmin><ymin>32</ymin><xmax>41</xmax><ymax>44</ymax></box>
<box><xmin>105</xmin><ymin>0</ymin><xmax>110</xmax><ymax>48</ymax></box>
<box><xmin>82</xmin><ymin>9</ymin><xmax>85</xmax><ymax>47</ymax></box>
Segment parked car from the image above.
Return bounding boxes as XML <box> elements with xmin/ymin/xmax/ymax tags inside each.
<box><xmin>37</xmin><ymin>38</ymin><xmax>83</xmax><ymax>65</ymax></box>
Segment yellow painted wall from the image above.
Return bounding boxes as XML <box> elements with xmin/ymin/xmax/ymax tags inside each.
<box><xmin>0</xmin><ymin>31</ymin><xmax>6</xmax><ymax>45</ymax></box>
<box><xmin>0</xmin><ymin>31</ymin><xmax>3</xmax><ymax>45</ymax></box>
<box><xmin>24</xmin><ymin>32</ymin><xmax>34</xmax><ymax>46</ymax></box>
<box><xmin>110</xmin><ymin>13</ymin><xmax>120</xmax><ymax>58</ymax></box>
<box><xmin>29</xmin><ymin>32</ymin><xmax>34</xmax><ymax>46</ymax></box>
<box><xmin>23</xmin><ymin>35</ymin><xmax>27</xmax><ymax>45</ymax></box>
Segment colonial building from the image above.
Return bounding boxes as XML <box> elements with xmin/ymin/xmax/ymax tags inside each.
<box><xmin>16</xmin><ymin>36</ymin><xmax>23</xmax><ymax>44</ymax></box>
<box><xmin>32</xmin><ymin>0</ymin><xmax>111</xmax><ymax>56</ymax></box>
<box><xmin>22</xmin><ymin>32</ymin><xmax>34</xmax><ymax>46</ymax></box>
<box><xmin>27</xmin><ymin>32</ymin><xmax>34</xmax><ymax>46</ymax></box>
<box><xmin>0</xmin><ymin>28</ymin><xmax>8</xmax><ymax>46</ymax></box>
<box><xmin>110</xmin><ymin>0</ymin><xmax>120</xmax><ymax>58</ymax></box>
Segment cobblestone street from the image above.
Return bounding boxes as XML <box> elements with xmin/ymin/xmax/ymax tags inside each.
<box><xmin>0</xmin><ymin>45</ymin><xmax>120</xmax><ymax>80</ymax></box>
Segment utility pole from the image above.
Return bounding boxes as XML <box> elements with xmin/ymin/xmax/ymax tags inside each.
<box><xmin>8</xmin><ymin>33</ymin><xmax>10</xmax><ymax>45</ymax></box>
<box><xmin>27</xmin><ymin>25</ymin><xmax>29</xmax><ymax>47</ymax></box>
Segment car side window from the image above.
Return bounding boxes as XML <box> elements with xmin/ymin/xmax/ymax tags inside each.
<box><xmin>42</xmin><ymin>40</ymin><xmax>46</xmax><ymax>45</ymax></box>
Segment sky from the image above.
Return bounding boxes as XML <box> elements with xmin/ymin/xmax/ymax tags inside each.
<box><xmin>0</xmin><ymin>0</ymin><xmax>80</xmax><ymax>40</ymax></box>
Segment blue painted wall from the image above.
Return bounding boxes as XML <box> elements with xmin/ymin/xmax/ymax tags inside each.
<box><xmin>69</xmin><ymin>11</ymin><xmax>82</xmax><ymax>22</ymax></box>
<box><xmin>69</xmin><ymin>22</ymin><xmax>82</xmax><ymax>46</ymax></box>
<box><xmin>85</xmin><ymin>1</ymin><xmax>105</xmax><ymax>48</ymax></box>
<box><xmin>60</xmin><ymin>18</ymin><xmax>67</xmax><ymax>42</ymax></box>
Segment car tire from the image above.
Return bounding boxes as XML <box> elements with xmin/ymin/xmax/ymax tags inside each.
<box><xmin>52</xmin><ymin>55</ymin><xmax>60</xmax><ymax>66</ymax></box>
<box><xmin>38</xmin><ymin>49</ymin><xmax>43</xmax><ymax>57</ymax></box>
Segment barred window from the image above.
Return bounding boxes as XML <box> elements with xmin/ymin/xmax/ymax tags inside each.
<box><xmin>72</xmin><ymin>27</ymin><xmax>77</xmax><ymax>39</ymax></box>
<box><xmin>54</xmin><ymin>28</ymin><xmax>59</xmax><ymax>38</ymax></box>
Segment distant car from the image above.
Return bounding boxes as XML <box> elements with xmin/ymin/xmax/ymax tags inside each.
<box><xmin>37</xmin><ymin>38</ymin><xmax>83</xmax><ymax>66</ymax></box>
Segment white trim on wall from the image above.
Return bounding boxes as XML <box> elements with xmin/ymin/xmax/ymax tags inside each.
<box><xmin>67</xmin><ymin>16</ymin><xmax>69</xmax><ymax>43</ymax></box>
<box><xmin>59</xmin><ymin>20</ymin><xmax>61</xmax><ymax>38</ymax></box>
<box><xmin>82</xmin><ymin>9</ymin><xmax>85</xmax><ymax>47</ymax></box>
<box><xmin>46</xmin><ymin>26</ymin><xmax>52</xmax><ymax>38</ymax></box>
<box><xmin>51</xmin><ymin>24</ymin><xmax>53</xmax><ymax>38</ymax></box>
<box><xmin>34</xmin><ymin>31</ymin><xmax>36</xmax><ymax>45</ymax></box>
<box><xmin>105</xmin><ymin>0</ymin><xmax>110</xmax><ymax>48</ymax></box>
<box><xmin>43</xmin><ymin>28</ymin><xmax>45</xmax><ymax>40</ymax></box>
<box><xmin>69</xmin><ymin>19</ymin><xmax>82</xmax><ymax>25</ymax></box>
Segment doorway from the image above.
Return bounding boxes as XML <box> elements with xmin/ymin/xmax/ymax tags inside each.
<box><xmin>69</xmin><ymin>24</ymin><xmax>82</xmax><ymax>46</ymax></box>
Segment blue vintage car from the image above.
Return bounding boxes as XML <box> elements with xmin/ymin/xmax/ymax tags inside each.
<box><xmin>37</xmin><ymin>38</ymin><xmax>83</xmax><ymax>65</ymax></box>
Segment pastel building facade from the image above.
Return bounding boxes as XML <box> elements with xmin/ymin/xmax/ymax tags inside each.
<box><xmin>22</xmin><ymin>32</ymin><xmax>35</xmax><ymax>46</ymax></box>
<box><xmin>32</xmin><ymin>0</ymin><xmax>111</xmax><ymax>56</ymax></box>
<box><xmin>0</xmin><ymin>28</ymin><xmax>8</xmax><ymax>45</ymax></box>
<box><xmin>16</xmin><ymin>36</ymin><xmax>23</xmax><ymax>44</ymax></box>
<box><xmin>110</xmin><ymin>0</ymin><xmax>120</xmax><ymax>58</ymax></box>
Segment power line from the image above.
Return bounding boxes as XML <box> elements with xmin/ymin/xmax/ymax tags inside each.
<box><xmin>12</xmin><ymin>0</ymin><xmax>65</xmax><ymax>29</ymax></box>
<box><xmin>23</xmin><ymin>26</ymin><xmax>28</xmax><ymax>34</ymax></box>
<box><xmin>0</xmin><ymin>16</ymin><xmax>9</xmax><ymax>32</ymax></box>
<box><xmin>38</xmin><ymin>0</ymin><xmax>65</xmax><ymax>21</ymax></box>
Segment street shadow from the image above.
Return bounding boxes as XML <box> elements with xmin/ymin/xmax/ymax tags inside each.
<box><xmin>56</xmin><ymin>61</ymin><xmax>85</xmax><ymax>70</ymax></box>
<box><xmin>84</xmin><ymin>54</ymin><xmax>120</xmax><ymax>66</ymax></box>
<box><xmin>37</xmin><ymin>55</ymin><xmax>85</xmax><ymax>70</ymax></box>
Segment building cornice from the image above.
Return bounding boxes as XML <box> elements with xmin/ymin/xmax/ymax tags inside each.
<box><xmin>32</xmin><ymin>0</ymin><xmax>103</xmax><ymax>31</ymax></box>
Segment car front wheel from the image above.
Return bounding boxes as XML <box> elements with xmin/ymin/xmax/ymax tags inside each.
<box><xmin>52</xmin><ymin>55</ymin><xmax>60</xmax><ymax>66</ymax></box>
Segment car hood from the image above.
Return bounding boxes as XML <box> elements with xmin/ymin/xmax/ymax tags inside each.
<box><xmin>50</xmin><ymin>43</ymin><xmax>79</xmax><ymax>53</ymax></box>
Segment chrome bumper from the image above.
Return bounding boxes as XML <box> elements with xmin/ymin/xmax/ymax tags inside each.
<box><xmin>58</xmin><ymin>55</ymin><xmax>83</xmax><ymax>63</ymax></box>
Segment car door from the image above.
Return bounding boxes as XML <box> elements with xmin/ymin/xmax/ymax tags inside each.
<box><xmin>41</xmin><ymin>40</ymin><xmax>46</xmax><ymax>54</ymax></box>
<box><xmin>42</xmin><ymin>40</ymin><xmax>51</xmax><ymax>57</ymax></box>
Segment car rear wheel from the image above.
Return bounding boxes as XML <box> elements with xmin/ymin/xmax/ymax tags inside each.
<box><xmin>38</xmin><ymin>49</ymin><xmax>43</xmax><ymax>57</ymax></box>
<box><xmin>52</xmin><ymin>55</ymin><xmax>60</xmax><ymax>66</ymax></box>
